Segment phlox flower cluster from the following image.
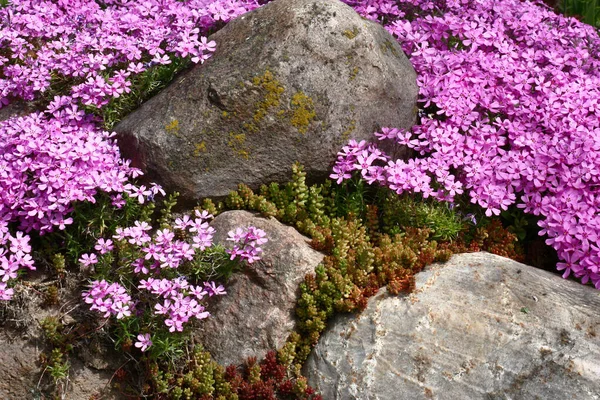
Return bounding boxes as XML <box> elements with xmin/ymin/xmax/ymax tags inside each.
<box><xmin>0</xmin><ymin>228</ymin><xmax>35</xmax><ymax>300</ymax></box>
<box><xmin>0</xmin><ymin>111</ymin><xmax>140</xmax><ymax>300</ymax></box>
<box><xmin>82</xmin><ymin>206</ymin><xmax>266</xmax><ymax>344</ymax></box>
<box><xmin>82</xmin><ymin>280</ymin><xmax>134</xmax><ymax>319</ymax></box>
<box><xmin>334</xmin><ymin>0</ymin><xmax>600</xmax><ymax>288</ymax></box>
<box><xmin>0</xmin><ymin>0</ymin><xmax>259</xmax><ymax>300</ymax></box>
<box><xmin>0</xmin><ymin>0</ymin><xmax>259</xmax><ymax>107</ymax></box>
<box><xmin>0</xmin><ymin>112</ymin><xmax>138</xmax><ymax>234</ymax></box>
<box><xmin>139</xmin><ymin>277</ymin><xmax>224</xmax><ymax>333</ymax></box>
<box><xmin>226</xmin><ymin>226</ymin><xmax>268</xmax><ymax>264</ymax></box>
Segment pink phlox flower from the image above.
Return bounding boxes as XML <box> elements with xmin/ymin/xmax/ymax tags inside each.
<box><xmin>190</xmin><ymin>285</ymin><xmax>208</xmax><ymax>299</ymax></box>
<box><xmin>174</xmin><ymin>215</ymin><xmax>192</xmax><ymax>230</ymax></box>
<box><xmin>557</xmin><ymin>249</ymin><xmax>584</xmax><ymax>279</ymax></box>
<box><xmin>204</xmin><ymin>281</ymin><xmax>226</xmax><ymax>296</ymax></box>
<box><xmin>134</xmin><ymin>333</ymin><xmax>152</xmax><ymax>352</ymax></box>
<box><xmin>9</xmin><ymin>231</ymin><xmax>31</xmax><ymax>255</ymax></box>
<box><xmin>79</xmin><ymin>253</ymin><xmax>98</xmax><ymax>267</ymax></box>
<box><xmin>94</xmin><ymin>238</ymin><xmax>114</xmax><ymax>254</ymax></box>
<box><xmin>0</xmin><ymin>282</ymin><xmax>14</xmax><ymax>301</ymax></box>
<box><xmin>194</xmin><ymin>209</ymin><xmax>214</xmax><ymax>221</ymax></box>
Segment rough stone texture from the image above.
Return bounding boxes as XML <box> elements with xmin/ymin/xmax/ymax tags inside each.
<box><xmin>0</xmin><ymin>282</ymin><xmax>127</xmax><ymax>399</ymax></box>
<box><xmin>114</xmin><ymin>0</ymin><xmax>417</xmax><ymax>203</ymax></box>
<box><xmin>0</xmin><ymin>101</ymin><xmax>34</xmax><ymax>122</ymax></box>
<box><xmin>305</xmin><ymin>252</ymin><xmax>600</xmax><ymax>400</ymax></box>
<box><xmin>0</xmin><ymin>333</ymin><xmax>40</xmax><ymax>399</ymax></box>
<box><xmin>68</xmin><ymin>359</ymin><xmax>124</xmax><ymax>400</ymax></box>
<box><xmin>0</xmin><ymin>332</ymin><xmax>125</xmax><ymax>400</ymax></box>
<box><xmin>196</xmin><ymin>210</ymin><xmax>324</xmax><ymax>366</ymax></box>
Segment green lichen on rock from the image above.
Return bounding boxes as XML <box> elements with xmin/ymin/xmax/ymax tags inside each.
<box><xmin>228</xmin><ymin>132</ymin><xmax>249</xmax><ymax>160</ymax></box>
<box><xmin>290</xmin><ymin>91</ymin><xmax>316</xmax><ymax>134</ymax></box>
<box><xmin>343</xmin><ymin>26</ymin><xmax>360</xmax><ymax>39</ymax></box>
<box><xmin>242</xmin><ymin>121</ymin><xmax>259</xmax><ymax>133</ymax></box>
<box><xmin>349</xmin><ymin>66</ymin><xmax>360</xmax><ymax>81</ymax></box>
<box><xmin>165</xmin><ymin>119</ymin><xmax>180</xmax><ymax>136</ymax></box>
<box><xmin>341</xmin><ymin>119</ymin><xmax>356</xmax><ymax>141</ymax></box>
<box><xmin>380</xmin><ymin>38</ymin><xmax>401</xmax><ymax>58</ymax></box>
<box><xmin>252</xmin><ymin>69</ymin><xmax>285</xmax><ymax>123</ymax></box>
<box><xmin>192</xmin><ymin>141</ymin><xmax>207</xmax><ymax>157</ymax></box>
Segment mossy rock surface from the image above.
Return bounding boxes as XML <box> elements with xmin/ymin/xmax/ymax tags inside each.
<box><xmin>114</xmin><ymin>0</ymin><xmax>417</xmax><ymax>202</ymax></box>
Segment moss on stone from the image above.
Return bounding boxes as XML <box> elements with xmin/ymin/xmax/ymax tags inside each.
<box><xmin>290</xmin><ymin>91</ymin><xmax>316</xmax><ymax>134</ymax></box>
<box><xmin>343</xmin><ymin>26</ymin><xmax>360</xmax><ymax>39</ymax></box>
<box><xmin>341</xmin><ymin>119</ymin><xmax>356</xmax><ymax>142</ymax></box>
<box><xmin>192</xmin><ymin>141</ymin><xmax>207</xmax><ymax>157</ymax></box>
<box><xmin>228</xmin><ymin>132</ymin><xmax>250</xmax><ymax>160</ymax></box>
<box><xmin>165</xmin><ymin>119</ymin><xmax>180</xmax><ymax>136</ymax></box>
<box><xmin>252</xmin><ymin>70</ymin><xmax>285</xmax><ymax>124</ymax></box>
<box><xmin>242</xmin><ymin>121</ymin><xmax>259</xmax><ymax>134</ymax></box>
<box><xmin>380</xmin><ymin>39</ymin><xmax>401</xmax><ymax>58</ymax></box>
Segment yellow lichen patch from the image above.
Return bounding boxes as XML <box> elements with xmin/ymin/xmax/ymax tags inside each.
<box><xmin>221</xmin><ymin>111</ymin><xmax>230</xmax><ymax>119</ymax></box>
<box><xmin>242</xmin><ymin>122</ymin><xmax>259</xmax><ymax>133</ymax></box>
<box><xmin>201</xmin><ymin>127</ymin><xmax>216</xmax><ymax>136</ymax></box>
<box><xmin>343</xmin><ymin>26</ymin><xmax>360</xmax><ymax>39</ymax></box>
<box><xmin>380</xmin><ymin>39</ymin><xmax>400</xmax><ymax>58</ymax></box>
<box><xmin>290</xmin><ymin>91</ymin><xmax>316</xmax><ymax>134</ymax></box>
<box><xmin>165</xmin><ymin>119</ymin><xmax>180</xmax><ymax>136</ymax></box>
<box><xmin>252</xmin><ymin>70</ymin><xmax>285</xmax><ymax>124</ymax></box>
<box><xmin>341</xmin><ymin>119</ymin><xmax>356</xmax><ymax>142</ymax></box>
<box><xmin>192</xmin><ymin>141</ymin><xmax>207</xmax><ymax>157</ymax></box>
<box><xmin>349</xmin><ymin>66</ymin><xmax>360</xmax><ymax>81</ymax></box>
<box><xmin>228</xmin><ymin>132</ymin><xmax>250</xmax><ymax>159</ymax></box>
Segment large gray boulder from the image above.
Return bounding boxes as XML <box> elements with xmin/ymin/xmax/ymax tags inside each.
<box><xmin>305</xmin><ymin>252</ymin><xmax>600</xmax><ymax>400</ymax></box>
<box><xmin>114</xmin><ymin>0</ymin><xmax>417</xmax><ymax>202</ymax></box>
<box><xmin>197</xmin><ymin>210</ymin><xmax>324</xmax><ymax>366</ymax></box>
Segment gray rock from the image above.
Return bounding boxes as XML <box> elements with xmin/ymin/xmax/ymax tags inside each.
<box><xmin>0</xmin><ymin>333</ymin><xmax>40</xmax><ymax>399</ymax></box>
<box><xmin>0</xmin><ymin>101</ymin><xmax>34</xmax><ymax>122</ymax></box>
<box><xmin>0</xmin><ymin>283</ymin><xmax>127</xmax><ymax>399</ymax></box>
<box><xmin>305</xmin><ymin>252</ymin><xmax>600</xmax><ymax>400</ymax></box>
<box><xmin>114</xmin><ymin>0</ymin><xmax>417</xmax><ymax>203</ymax></box>
<box><xmin>196</xmin><ymin>210</ymin><xmax>324</xmax><ymax>366</ymax></box>
<box><xmin>0</xmin><ymin>331</ymin><xmax>125</xmax><ymax>400</ymax></box>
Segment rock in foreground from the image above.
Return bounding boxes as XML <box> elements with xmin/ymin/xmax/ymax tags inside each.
<box><xmin>114</xmin><ymin>0</ymin><xmax>417</xmax><ymax>202</ymax></box>
<box><xmin>305</xmin><ymin>252</ymin><xmax>600</xmax><ymax>400</ymax></box>
<box><xmin>196</xmin><ymin>211</ymin><xmax>324</xmax><ymax>366</ymax></box>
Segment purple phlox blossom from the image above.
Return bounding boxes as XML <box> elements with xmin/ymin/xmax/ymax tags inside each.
<box><xmin>0</xmin><ymin>282</ymin><xmax>14</xmax><ymax>301</ymax></box>
<box><xmin>556</xmin><ymin>249</ymin><xmax>584</xmax><ymax>279</ymax></box>
<box><xmin>226</xmin><ymin>226</ymin><xmax>268</xmax><ymax>264</ymax></box>
<box><xmin>82</xmin><ymin>280</ymin><xmax>133</xmax><ymax>319</ymax></box>
<box><xmin>155</xmin><ymin>229</ymin><xmax>175</xmax><ymax>246</ymax></box>
<box><xmin>132</xmin><ymin>258</ymin><xmax>149</xmax><ymax>275</ymax></box>
<box><xmin>79</xmin><ymin>253</ymin><xmax>98</xmax><ymax>267</ymax></box>
<box><xmin>0</xmin><ymin>258</ymin><xmax>19</xmax><ymax>282</ymax></box>
<box><xmin>134</xmin><ymin>333</ymin><xmax>152</xmax><ymax>352</ymax></box>
<box><xmin>9</xmin><ymin>232</ymin><xmax>31</xmax><ymax>255</ymax></box>
<box><xmin>174</xmin><ymin>215</ymin><xmax>193</xmax><ymax>230</ymax></box>
<box><xmin>204</xmin><ymin>281</ymin><xmax>226</xmax><ymax>296</ymax></box>
<box><xmin>94</xmin><ymin>238</ymin><xmax>114</xmax><ymax>254</ymax></box>
<box><xmin>190</xmin><ymin>285</ymin><xmax>208</xmax><ymax>299</ymax></box>
<box><xmin>194</xmin><ymin>209</ymin><xmax>214</xmax><ymax>221</ymax></box>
